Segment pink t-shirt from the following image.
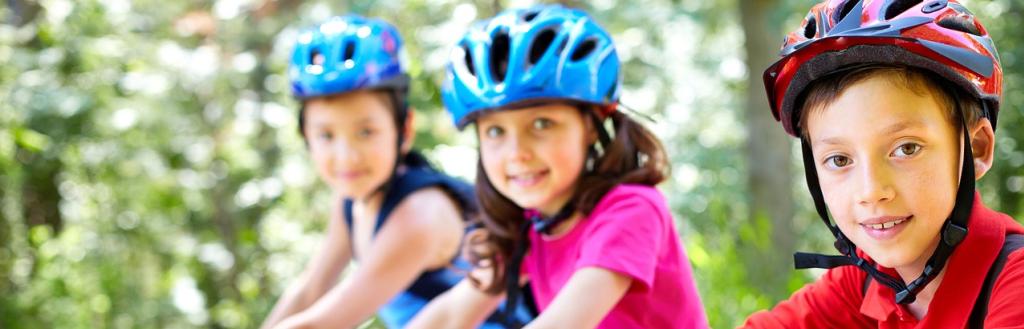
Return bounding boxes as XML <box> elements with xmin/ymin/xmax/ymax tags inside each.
<box><xmin>522</xmin><ymin>184</ymin><xmax>709</xmax><ymax>328</ymax></box>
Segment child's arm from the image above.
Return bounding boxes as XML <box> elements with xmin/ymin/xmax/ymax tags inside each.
<box><xmin>741</xmin><ymin>266</ymin><xmax>873</xmax><ymax>329</ymax></box>
<box><xmin>261</xmin><ymin>196</ymin><xmax>353</xmax><ymax>329</ymax></box>
<box><xmin>524</xmin><ymin>267</ymin><xmax>631</xmax><ymax>329</ymax></box>
<box><xmin>272</xmin><ymin>188</ymin><xmax>466</xmax><ymax>329</ymax></box>
<box><xmin>406</xmin><ymin>277</ymin><xmax>506</xmax><ymax>329</ymax></box>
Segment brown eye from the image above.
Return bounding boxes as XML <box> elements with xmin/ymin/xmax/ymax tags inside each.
<box><xmin>357</xmin><ymin>128</ymin><xmax>374</xmax><ymax>139</ymax></box>
<box><xmin>318</xmin><ymin>131</ymin><xmax>333</xmax><ymax>141</ymax></box>
<box><xmin>485</xmin><ymin>126</ymin><xmax>504</xmax><ymax>138</ymax></box>
<box><xmin>893</xmin><ymin>143</ymin><xmax>922</xmax><ymax>157</ymax></box>
<box><xmin>532</xmin><ymin>118</ymin><xmax>552</xmax><ymax>130</ymax></box>
<box><xmin>826</xmin><ymin>155</ymin><xmax>851</xmax><ymax>168</ymax></box>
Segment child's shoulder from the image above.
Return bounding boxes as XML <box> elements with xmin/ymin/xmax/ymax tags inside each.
<box><xmin>987</xmin><ymin>242</ymin><xmax>1024</xmax><ymax>323</ymax></box>
<box><xmin>593</xmin><ymin>184</ymin><xmax>668</xmax><ymax>215</ymax></box>
<box><xmin>601</xmin><ymin>184</ymin><xmax>665</xmax><ymax>202</ymax></box>
<box><xmin>598</xmin><ymin>183</ymin><xmax>663</xmax><ymax>203</ymax></box>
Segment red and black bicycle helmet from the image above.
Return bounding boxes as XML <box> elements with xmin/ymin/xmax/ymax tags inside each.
<box><xmin>765</xmin><ymin>0</ymin><xmax>1002</xmax><ymax>136</ymax></box>
<box><xmin>763</xmin><ymin>0</ymin><xmax>1003</xmax><ymax>304</ymax></box>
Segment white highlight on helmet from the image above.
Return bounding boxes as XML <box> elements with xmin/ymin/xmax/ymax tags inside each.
<box><xmin>357</xmin><ymin>26</ymin><xmax>372</xmax><ymax>38</ymax></box>
<box><xmin>320</xmin><ymin>20</ymin><xmax>349</xmax><ymax>35</ymax></box>
<box><xmin>450</xmin><ymin>46</ymin><xmax>478</xmax><ymax>84</ymax></box>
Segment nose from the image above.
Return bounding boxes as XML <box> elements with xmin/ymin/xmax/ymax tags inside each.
<box><xmin>856</xmin><ymin>157</ymin><xmax>895</xmax><ymax>206</ymax></box>
<box><xmin>504</xmin><ymin>130</ymin><xmax>533</xmax><ymax>163</ymax></box>
<box><xmin>330</xmin><ymin>139</ymin><xmax>361</xmax><ymax>165</ymax></box>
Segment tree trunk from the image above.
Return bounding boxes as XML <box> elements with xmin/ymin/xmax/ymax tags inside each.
<box><xmin>739</xmin><ymin>0</ymin><xmax>796</xmax><ymax>299</ymax></box>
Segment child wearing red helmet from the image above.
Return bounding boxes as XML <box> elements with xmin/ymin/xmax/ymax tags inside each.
<box><xmin>744</xmin><ymin>0</ymin><xmax>1024</xmax><ymax>327</ymax></box>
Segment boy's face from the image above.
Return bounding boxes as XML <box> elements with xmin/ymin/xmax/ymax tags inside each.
<box><xmin>303</xmin><ymin>91</ymin><xmax>400</xmax><ymax>199</ymax></box>
<box><xmin>806</xmin><ymin>75</ymin><xmax>962</xmax><ymax>271</ymax></box>
<box><xmin>475</xmin><ymin>104</ymin><xmax>594</xmax><ymax>216</ymax></box>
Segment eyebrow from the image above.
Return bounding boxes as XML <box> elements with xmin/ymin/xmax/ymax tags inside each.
<box><xmin>880</xmin><ymin>120</ymin><xmax>925</xmax><ymax>136</ymax></box>
<box><xmin>312</xmin><ymin>116</ymin><xmax>376</xmax><ymax>127</ymax></box>
<box><xmin>815</xmin><ymin>120</ymin><xmax>925</xmax><ymax>145</ymax></box>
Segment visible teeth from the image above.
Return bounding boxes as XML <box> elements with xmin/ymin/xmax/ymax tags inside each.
<box><xmin>513</xmin><ymin>174</ymin><xmax>536</xmax><ymax>180</ymax></box>
<box><xmin>867</xmin><ymin>218</ymin><xmax>907</xmax><ymax>230</ymax></box>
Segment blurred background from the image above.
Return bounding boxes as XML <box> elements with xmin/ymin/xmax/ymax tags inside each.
<box><xmin>2</xmin><ymin>0</ymin><xmax>1023</xmax><ymax>328</ymax></box>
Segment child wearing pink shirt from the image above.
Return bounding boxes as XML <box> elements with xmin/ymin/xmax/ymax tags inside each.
<box><xmin>407</xmin><ymin>5</ymin><xmax>708</xmax><ymax>328</ymax></box>
<box><xmin>523</xmin><ymin>184</ymin><xmax>705</xmax><ymax>328</ymax></box>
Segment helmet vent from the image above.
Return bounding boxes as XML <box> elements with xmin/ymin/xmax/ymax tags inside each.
<box><xmin>342</xmin><ymin>40</ymin><xmax>356</xmax><ymax>63</ymax></box>
<box><xmin>884</xmin><ymin>0</ymin><xmax>924</xmax><ymax>20</ymax></box>
<box><xmin>937</xmin><ymin>15</ymin><xmax>981</xmax><ymax>36</ymax></box>
<box><xmin>523</xmin><ymin>11</ymin><xmax>540</xmax><ymax>22</ymax></box>
<box><xmin>462</xmin><ymin>44</ymin><xmax>476</xmax><ymax>77</ymax></box>
<box><xmin>310</xmin><ymin>49</ymin><xmax>325</xmax><ymax>66</ymax></box>
<box><xmin>571</xmin><ymin>38</ymin><xmax>598</xmax><ymax>61</ymax></box>
<box><xmin>803</xmin><ymin>15</ymin><xmax>817</xmax><ymax>39</ymax></box>
<box><xmin>836</xmin><ymin>0</ymin><xmax>859</xmax><ymax>23</ymax></box>
<box><xmin>529</xmin><ymin>28</ymin><xmax>557</xmax><ymax>65</ymax></box>
<box><xmin>921</xmin><ymin>0</ymin><xmax>947</xmax><ymax>13</ymax></box>
<box><xmin>490</xmin><ymin>30</ymin><xmax>511</xmax><ymax>83</ymax></box>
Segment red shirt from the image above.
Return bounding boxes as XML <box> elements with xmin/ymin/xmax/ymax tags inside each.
<box><xmin>743</xmin><ymin>193</ymin><xmax>1024</xmax><ymax>329</ymax></box>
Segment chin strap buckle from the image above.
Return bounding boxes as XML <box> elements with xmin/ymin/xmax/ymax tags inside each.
<box><xmin>942</xmin><ymin>221</ymin><xmax>968</xmax><ymax>246</ymax></box>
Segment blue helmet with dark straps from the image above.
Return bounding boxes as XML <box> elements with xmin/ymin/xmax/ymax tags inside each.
<box><xmin>289</xmin><ymin>15</ymin><xmax>408</xmax><ymax>99</ymax></box>
<box><xmin>443</xmin><ymin>6</ymin><xmax>623</xmax><ymax>326</ymax></box>
<box><xmin>442</xmin><ymin>5</ymin><xmax>621</xmax><ymax>129</ymax></box>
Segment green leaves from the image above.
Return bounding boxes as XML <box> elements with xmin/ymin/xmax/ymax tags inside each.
<box><xmin>10</xmin><ymin>127</ymin><xmax>51</xmax><ymax>152</ymax></box>
<box><xmin>3</xmin><ymin>1</ymin><xmax>1023</xmax><ymax>329</ymax></box>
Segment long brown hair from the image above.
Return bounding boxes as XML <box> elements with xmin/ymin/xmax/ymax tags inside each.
<box><xmin>465</xmin><ymin>106</ymin><xmax>669</xmax><ymax>293</ymax></box>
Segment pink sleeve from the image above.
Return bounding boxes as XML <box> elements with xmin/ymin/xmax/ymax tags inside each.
<box><xmin>574</xmin><ymin>192</ymin><xmax>663</xmax><ymax>290</ymax></box>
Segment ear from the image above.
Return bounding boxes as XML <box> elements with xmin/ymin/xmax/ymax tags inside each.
<box><xmin>969</xmin><ymin>117</ymin><xmax>995</xmax><ymax>180</ymax></box>
<box><xmin>401</xmin><ymin>108</ymin><xmax>416</xmax><ymax>153</ymax></box>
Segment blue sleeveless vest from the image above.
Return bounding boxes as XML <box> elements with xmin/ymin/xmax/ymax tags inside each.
<box><xmin>342</xmin><ymin>161</ymin><xmax>534</xmax><ymax>328</ymax></box>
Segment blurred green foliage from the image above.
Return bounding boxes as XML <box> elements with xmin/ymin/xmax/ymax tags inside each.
<box><xmin>2</xmin><ymin>0</ymin><xmax>1022</xmax><ymax>328</ymax></box>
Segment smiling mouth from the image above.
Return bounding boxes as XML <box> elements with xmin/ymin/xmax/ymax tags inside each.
<box><xmin>336</xmin><ymin>171</ymin><xmax>365</xmax><ymax>180</ymax></box>
<box><xmin>508</xmin><ymin>170</ymin><xmax>549</xmax><ymax>187</ymax></box>
<box><xmin>860</xmin><ymin>216</ymin><xmax>912</xmax><ymax>230</ymax></box>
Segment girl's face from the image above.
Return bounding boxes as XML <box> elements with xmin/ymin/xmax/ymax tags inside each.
<box><xmin>303</xmin><ymin>91</ymin><xmax>402</xmax><ymax>199</ymax></box>
<box><xmin>476</xmin><ymin>104</ymin><xmax>595</xmax><ymax>216</ymax></box>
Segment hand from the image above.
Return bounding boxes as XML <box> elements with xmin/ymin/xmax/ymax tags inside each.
<box><xmin>271</xmin><ymin>315</ymin><xmax>308</xmax><ymax>329</ymax></box>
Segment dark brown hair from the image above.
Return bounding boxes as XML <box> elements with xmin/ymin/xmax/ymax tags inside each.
<box><xmin>464</xmin><ymin>106</ymin><xmax>669</xmax><ymax>294</ymax></box>
<box><xmin>798</xmin><ymin>64</ymin><xmax>982</xmax><ymax>138</ymax></box>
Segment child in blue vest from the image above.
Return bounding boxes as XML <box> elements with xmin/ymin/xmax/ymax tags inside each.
<box><xmin>261</xmin><ymin>15</ymin><xmax>527</xmax><ymax>329</ymax></box>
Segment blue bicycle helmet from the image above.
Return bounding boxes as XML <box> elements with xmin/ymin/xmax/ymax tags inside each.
<box><xmin>289</xmin><ymin>15</ymin><xmax>415</xmax><ymax>199</ymax></box>
<box><xmin>442</xmin><ymin>5</ymin><xmax>621</xmax><ymax>129</ymax></box>
<box><xmin>289</xmin><ymin>15</ymin><xmax>408</xmax><ymax>99</ymax></box>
